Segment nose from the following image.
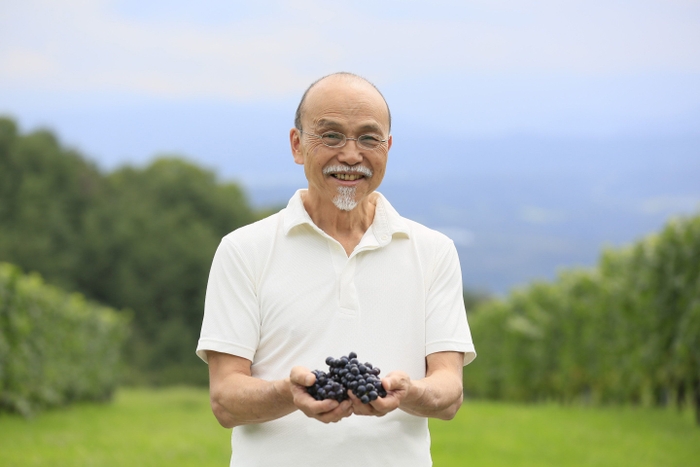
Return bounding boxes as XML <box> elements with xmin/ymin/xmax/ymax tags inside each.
<box><xmin>337</xmin><ymin>139</ymin><xmax>363</xmax><ymax>165</ymax></box>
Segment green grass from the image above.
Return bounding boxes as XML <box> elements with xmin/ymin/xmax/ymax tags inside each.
<box><xmin>0</xmin><ymin>388</ymin><xmax>698</xmax><ymax>466</ymax></box>
<box><xmin>430</xmin><ymin>400</ymin><xmax>700</xmax><ymax>467</ymax></box>
<box><xmin>0</xmin><ymin>387</ymin><xmax>231</xmax><ymax>467</ymax></box>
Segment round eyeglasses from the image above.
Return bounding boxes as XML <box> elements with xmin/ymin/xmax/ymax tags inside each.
<box><xmin>300</xmin><ymin>130</ymin><xmax>388</xmax><ymax>150</ymax></box>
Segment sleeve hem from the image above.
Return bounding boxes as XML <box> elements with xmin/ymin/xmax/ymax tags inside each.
<box><xmin>426</xmin><ymin>341</ymin><xmax>477</xmax><ymax>366</ymax></box>
<box><xmin>195</xmin><ymin>338</ymin><xmax>257</xmax><ymax>364</ymax></box>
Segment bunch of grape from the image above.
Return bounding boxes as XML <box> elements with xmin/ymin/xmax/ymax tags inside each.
<box><xmin>306</xmin><ymin>352</ymin><xmax>387</xmax><ymax>404</ymax></box>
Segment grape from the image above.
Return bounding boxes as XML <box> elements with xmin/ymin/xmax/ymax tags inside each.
<box><xmin>305</xmin><ymin>352</ymin><xmax>386</xmax><ymax>404</ymax></box>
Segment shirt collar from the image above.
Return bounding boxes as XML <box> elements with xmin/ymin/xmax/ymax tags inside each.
<box><xmin>282</xmin><ymin>189</ymin><xmax>410</xmax><ymax>244</ymax></box>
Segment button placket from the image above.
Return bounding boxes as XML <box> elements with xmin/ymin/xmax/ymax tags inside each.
<box><xmin>338</xmin><ymin>257</ymin><xmax>358</xmax><ymax>314</ymax></box>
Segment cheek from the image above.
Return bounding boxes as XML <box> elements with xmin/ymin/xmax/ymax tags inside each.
<box><xmin>371</xmin><ymin>154</ymin><xmax>388</xmax><ymax>177</ymax></box>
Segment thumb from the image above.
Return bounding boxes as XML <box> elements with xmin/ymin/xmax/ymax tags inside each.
<box><xmin>382</xmin><ymin>372</ymin><xmax>409</xmax><ymax>392</ymax></box>
<box><xmin>290</xmin><ymin>366</ymin><xmax>315</xmax><ymax>387</ymax></box>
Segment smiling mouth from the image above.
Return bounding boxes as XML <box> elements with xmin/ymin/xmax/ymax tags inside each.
<box><xmin>323</xmin><ymin>165</ymin><xmax>373</xmax><ymax>181</ymax></box>
<box><xmin>331</xmin><ymin>173</ymin><xmax>364</xmax><ymax>181</ymax></box>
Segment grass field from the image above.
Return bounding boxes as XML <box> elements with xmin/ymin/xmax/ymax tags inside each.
<box><xmin>0</xmin><ymin>387</ymin><xmax>698</xmax><ymax>466</ymax></box>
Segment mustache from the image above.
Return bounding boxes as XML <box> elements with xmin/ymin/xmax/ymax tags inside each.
<box><xmin>322</xmin><ymin>165</ymin><xmax>373</xmax><ymax>178</ymax></box>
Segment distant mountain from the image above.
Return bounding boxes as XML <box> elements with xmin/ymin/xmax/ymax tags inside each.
<box><xmin>5</xmin><ymin>100</ymin><xmax>699</xmax><ymax>294</ymax></box>
<box><xmin>245</xmin><ymin>134</ymin><xmax>700</xmax><ymax>294</ymax></box>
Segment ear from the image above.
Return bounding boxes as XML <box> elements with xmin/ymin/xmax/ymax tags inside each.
<box><xmin>290</xmin><ymin>128</ymin><xmax>304</xmax><ymax>165</ymax></box>
<box><xmin>387</xmin><ymin>134</ymin><xmax>393</xmax><ymax>152</ymax></box>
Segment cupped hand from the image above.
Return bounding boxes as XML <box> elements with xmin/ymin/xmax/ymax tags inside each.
<box><xmin>289</xmin><ymin>366</ymin><xmax>353</xmax><ymax>423</ymax></box>
<box><xmin>348</xmin><ymin>370</ymin><xmax>411</xmax><ymax>417</ymax></box>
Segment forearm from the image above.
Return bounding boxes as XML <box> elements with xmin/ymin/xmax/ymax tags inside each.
<box><xmin>206</xmin><ymin>351</ymin><xmax>298</xmax><ymax>428</ymax></box>
<box><xmin>210</xmin><ymin>372</ymin><xmax>296</xmax><ymax>428</ymax></box>
<box><xmin>399</xmin><ymin>371</ymin><xmax>463</xmax><ymax>419</ymax></box>
<box><xmin>395</xmin><ymin>351</ymin><xmax>465</xmax><ymax>420</ymax></box>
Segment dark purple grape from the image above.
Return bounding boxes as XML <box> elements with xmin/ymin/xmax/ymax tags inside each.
<box><xmin>307</xmin><ymin>352</ymin><xmax>386</xmax><ymax>403</ymax></box>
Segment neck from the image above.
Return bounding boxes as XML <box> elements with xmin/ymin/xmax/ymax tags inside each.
<box><xmin>301</xmin><ymin>189</ymin><xmax>378</xmax><ymax>255</ymax></box>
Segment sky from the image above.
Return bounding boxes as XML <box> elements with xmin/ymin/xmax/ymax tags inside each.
<box><xmin>1</xmin><ymin>0</ymin><xmax>699</xmax><ymax>292</ymax></box>
<box><xmin>3</xmin><ymin>0</ymin><xmax>699</xmax><ymax>136</ymax></box>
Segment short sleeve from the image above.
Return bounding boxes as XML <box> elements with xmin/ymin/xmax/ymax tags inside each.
<box><xmin>196</xmin><ymin>236</ymin><xmax>261</xmax><ymax>363</ymax></box>
<box><xmin>424</xmin><ymin>240</ymin><xmax>476</xmax><ymax>365</ymax></box>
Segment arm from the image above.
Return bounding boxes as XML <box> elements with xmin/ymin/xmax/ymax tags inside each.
<box><xmin>397</xmin><ymin>351</ymin><xmax>464</xmax><ymax>419</ymax></box>
<box><xmin>349</xmin><ymin>351</ymin><xmax>464</xmax><ymax>420</ymax></box>
<box><xmin>207</xmin><ymin>351</ymin><xmax>353</xmax><ymax>428</ymax></box>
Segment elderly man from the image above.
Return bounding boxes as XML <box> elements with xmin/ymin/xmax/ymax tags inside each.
<box><xmin>197</xmin><ymin>72</ymin><xmax>475</xmax><ymax>466</ymax></box>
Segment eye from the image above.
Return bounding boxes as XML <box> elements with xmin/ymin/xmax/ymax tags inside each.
<box><xmin>358</xmin><ymin>134</ymin><xmax>382</xmax><ymax>147</ymax></box>
<box><xmin>321</xmin><ymin>132</ymin><xmax>345</xmax><ymax>146</ymax></box>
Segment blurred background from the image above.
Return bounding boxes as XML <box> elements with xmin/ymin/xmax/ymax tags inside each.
<box><xmin>3</xmin><ymin>0</ymin><xmax>698</xmax><ymax>293</ymax></box>
<box><xmin>1</xmin><ymin>1</ymin><xmax>699</xmax><ymax>464</ymax></box>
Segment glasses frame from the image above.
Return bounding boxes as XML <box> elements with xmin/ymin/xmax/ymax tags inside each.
<box><xmin>299</xmin><ymin>129</ymin><xmax>388</xmax><ymax>150</ymax></box>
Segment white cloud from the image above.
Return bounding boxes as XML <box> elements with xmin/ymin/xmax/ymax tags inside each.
<box><xmin>1</xmin><ymin>0</ymin><xmax>699</xmax><ymax>100</ymax></box>
<box><xmin>519</xmin><ymin>206</ymin><xmax>566</xmax><ymax>225</ymax></box>
<box><xmin>433</xmin><ymin>227</ymin><xmax>476</xmax><ymax>247</ymax></box>
<box><xmin>640</xmin><ymin>195</ymin><xmax>700</xmax><ymax>215</ymax></box>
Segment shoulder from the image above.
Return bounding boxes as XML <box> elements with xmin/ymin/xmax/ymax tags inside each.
<box><xmin>224</xmin><ymin>213</ymin><xmax>280</xmax><ymax>240</ymax></box>
<box><xmin>218</xmin><ymin>210</ymin><xmax>283</xmax><ymax>262</ymax></box>
<box><xmin>404</xmin><ymin>218</ymin><xmax>453</xmax><ymax>246</ymax></box>
<box><xmin>391</xmin><ymin>212</ymin><xmax>456</xmax><ymax>258</ymax></box>
<box><xmin>375</xmin><ymin>193</ymin><xmax>455</xmax><ymax>252</ymax></box>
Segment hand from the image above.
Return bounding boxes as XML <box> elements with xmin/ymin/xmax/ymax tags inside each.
<box><xmin>289</xmin><ymin>366</ymin><xmax>353</xmax><ymax>423</ymax></box>
<box><xmin>348</xmin><ymin>370</ymin><xmax>411</xmax><ymax>417</ymax></box>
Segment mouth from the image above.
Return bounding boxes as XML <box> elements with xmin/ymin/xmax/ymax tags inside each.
<box><xmin>323</xmin><ymin>165</ymin><xmax>373</xmax><ymax>183</ymax></box>
<box><xmin>331</xmin><ymin>173</ymin><xmax>364</xmax><ymax>181</ymax></box>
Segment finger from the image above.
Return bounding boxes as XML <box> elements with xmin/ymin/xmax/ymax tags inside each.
<box><xmin>369</xmin><ymin>394</ymin><xmax>399</xmax><ymax>414</ymax></box>
<box><xmin>316</xmin><ymin>399</ymin><xmax>353</xmax><ymax>423</ymax></box>
<box><xmin>289</xmin><ymin>366</ymin><xmax>315</xmax><ymax>387</ymax></box>
<box><xmin>382</xmin><ymin>374</ymin><xmax>404</xmax><ymax>392</ymax></box>
<box><xmin>382</xmin><ymin>372</ymin><xmax>410</xmax><ymax>394</ymax></box>
<box><xmin>348</xmin><ymin>391</ymin><xmax>377</xmax><ymax>416</ymax></box>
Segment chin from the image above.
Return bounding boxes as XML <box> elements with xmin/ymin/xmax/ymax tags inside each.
<box><xmin>333</xmin><ymin>186</ymin><xmax>359</xmax><ymax>211</ymax></box>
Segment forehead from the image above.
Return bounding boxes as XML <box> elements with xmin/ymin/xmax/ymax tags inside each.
<box><xmin>302</xmin><ymin>77</ymin><xmax>390</xmax><ymax>132</ymax></box>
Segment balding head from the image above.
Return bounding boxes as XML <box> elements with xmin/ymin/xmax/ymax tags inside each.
<box><xmin>294</xmin><ymin>72</ymin><xmax>391</xmax><ymax>133</ymax></box>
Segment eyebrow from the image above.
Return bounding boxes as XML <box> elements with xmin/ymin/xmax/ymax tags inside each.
<box><xmin>316</xmin><ymin>118</ymin><xmax>385</xmax><ymax>135</ymax></box>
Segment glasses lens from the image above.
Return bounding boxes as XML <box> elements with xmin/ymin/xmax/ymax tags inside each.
<box><xmin>358</xmin><ymin>134</ymin><xmax>382</xmax><ymax>149</ymax></box>
<box><xmin>321</xmin><ymin>132</ymin><xmax>345</xmax><ymax>147</ymax></box>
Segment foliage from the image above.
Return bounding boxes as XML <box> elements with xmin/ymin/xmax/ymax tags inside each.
<box><xmin>0</xmin><ymin>263</ymin><xmax>130</xmax><ymax>416</ymax></box>
<box><xmin>0</xmin><ymin>116</ymin><xmax>258</xmax><ymax>385</ymax></box>
<box><xmin>77</xmin><ymin>157</ymin><xmax>256</xmax><ymax>384</ymax></box>
<box><xmin>465</xmin><ymin>213</ymin><xmax>700</xmax><ymax>423</ymax></box>
<box><xmin>0</xmin><ymin>117</ymin><xmax>103</xmax><ymax>293</ymax></box>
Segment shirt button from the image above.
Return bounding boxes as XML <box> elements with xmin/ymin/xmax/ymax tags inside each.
<box><xmin>381</xmin><ymin>235</ymin><xmax>389</xmax><ymax>241</ymax></box>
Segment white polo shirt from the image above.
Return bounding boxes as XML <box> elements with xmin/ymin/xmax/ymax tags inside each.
<box><xmin>197</xmin><ymin>190</ymin><xmax>475</xmax><ymax>467</ymax></box>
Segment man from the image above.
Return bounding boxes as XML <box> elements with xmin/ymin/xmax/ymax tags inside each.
<box><xmin>196</xmin><ymin>72</ymin><xmax>476</xmax><ymax>466</ymax></box>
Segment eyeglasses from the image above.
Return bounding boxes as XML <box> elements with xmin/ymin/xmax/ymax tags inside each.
<box><xmin>300</xmin><ymin>130</ymin><xmax>388</xmax><ymax>150</ymax></box>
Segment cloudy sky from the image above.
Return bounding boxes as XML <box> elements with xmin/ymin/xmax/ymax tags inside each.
<box><xmin>2</xmin><ymin>0</ymin><xmax>699</xmax><ymax>143</ymax></box>
<box><xmin>2</xmin><ymin>0</ymin><xmax>699</xmax><ymax>292</ymax></box>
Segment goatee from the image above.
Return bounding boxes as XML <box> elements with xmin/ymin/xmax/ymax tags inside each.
<box><xmin>333</xmin><ymin>186</ymin><xmax>358</xmax><ymax>211</ymax></box>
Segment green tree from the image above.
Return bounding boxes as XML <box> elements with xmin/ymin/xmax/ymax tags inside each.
<box><xmin>77</xmin><ymin>157</ymin><xmax>256</xmax><ymax>384</ymax></box>
<box><xmin>0</xmin><ymin>117</ymin><xmax>260</xmax><ymax>385</ymax></box>
<box><xmin>0</xmin><ymin>117</ymin><xmax>103</xmax><ymax>292</ymax></box>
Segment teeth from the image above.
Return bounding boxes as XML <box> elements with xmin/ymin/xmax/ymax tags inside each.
<box><xmin>333</xmin><ymin>174</ymin><xmax>362</xmax><ymax>181</ymax></box>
